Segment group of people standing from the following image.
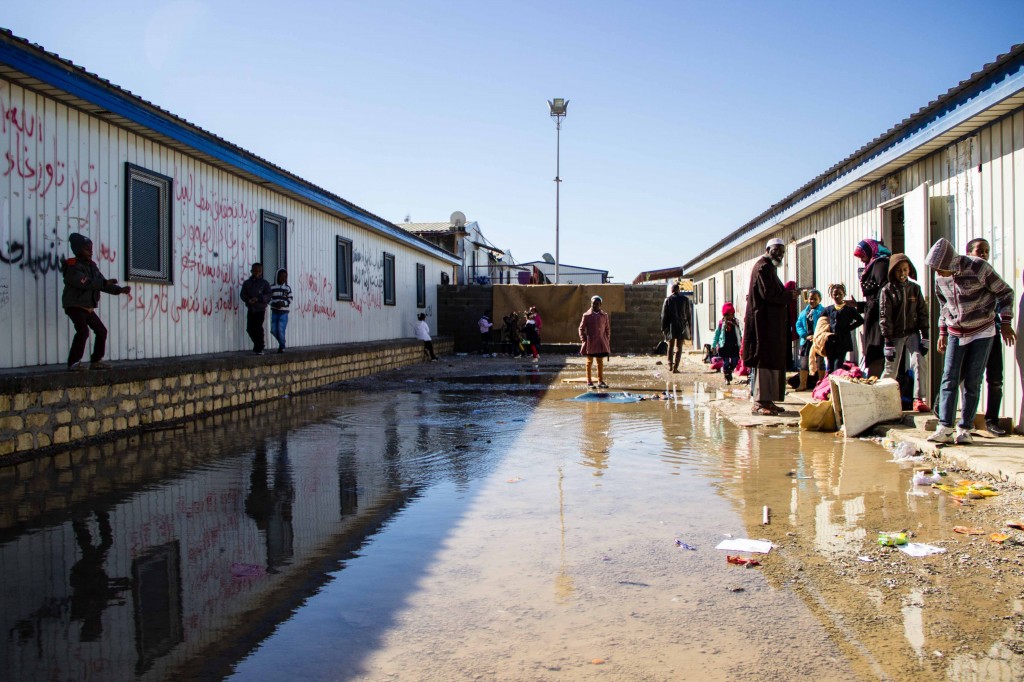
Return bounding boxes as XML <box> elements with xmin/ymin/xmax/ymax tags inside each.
<box><xmin>738</xmin><ymin>235</ymin><xmax>1017</xmax><ymax>444</ymax></box>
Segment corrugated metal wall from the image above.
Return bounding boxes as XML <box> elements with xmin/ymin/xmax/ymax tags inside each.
<box><xmin>0</xmin><ymin>79</ymin><xmax>450</xmax><ymax>368</ymax></box>
<box><xmin>689</xmin><ymin>109</ymin><xmax>1023</xmax><ymax>424</ymax></box>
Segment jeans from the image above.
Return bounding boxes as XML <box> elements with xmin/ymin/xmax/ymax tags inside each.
<box><xmin>937</xmin><ymin>335</ymin><xmax>994</xmax><ymax>429</ymax></box>
<box><xmin>247</xmin><ymin>309</ymin><xmax>266</xmax><ymax>352</ymax></box>
<box><xmin>65</xmin><ymin>307</ymin><xmax>107</xmax><ymax>365</ymax></box>
<box><xmin>271</xmin><ymin>311</ymin><xmax>289</xmax><ymax>349</ymax></box>
<box><xmin>881</xmin><ymin>334</ymin><xmax>927</xmax><ymax>400</ymax></box>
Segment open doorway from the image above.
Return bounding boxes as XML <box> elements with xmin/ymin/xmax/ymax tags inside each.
<box><xmin>882</xmin><ymin>204</ymin><xmax>905</xmax><ymax>256</ymax></box>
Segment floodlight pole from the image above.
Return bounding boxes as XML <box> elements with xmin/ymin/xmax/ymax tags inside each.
<box><xmin>548</xmin><ymin>99</ymin><xmax>568</xmax><ymax>284</ymax></box>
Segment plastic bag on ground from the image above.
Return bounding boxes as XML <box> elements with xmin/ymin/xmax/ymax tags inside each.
<box><xmin>799</xmin><ymin>399</ymin><xmax>838</xmax><ymax>431</ymax></box>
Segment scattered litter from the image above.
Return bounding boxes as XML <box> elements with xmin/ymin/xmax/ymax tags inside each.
<box><xmin>618</xmin><ymin>581</ymin><xmax>649</xmax><ymax>587</ymax></box>
<box><xmin>230</xmin><ymin>562</ymin><xmax>265</xmax><ymax>578</ymax></box>
<box><xmin>898</xmin><ymin>543</ymin><xmax>946</xmax><ymax>557</ymax></box>
<box><xmin>762</xmin><ymin>506</ymin><xmax>770</xmax><ymax>525</ymax></box>
<box><xmin>675</xmin><ymin>540</ymin><xmax>697</xmax><ymax>551</ymax></box>
<box><xmin>726</xmin><ymin>555</ymin><xmax>761</xmax><ymax>568</ymax></box>
<box><xmin>990</xmin><ymin>533</ymin><xmax>1010</xmax><ymax>544</ymax></box>
<box><xmin>952</xmin><ymin>526</ymin><xmax>985</xmax><ymax>535</ymax></box>
<box><xmin>768</xmin><ymin>435</ymin><xmax>785</xmax><ymax>439</ymax></box>
<box><xmin>857</xmin><ymin>556</ymin><xmax>874</xmax><ymax>563</ymax></box>
<box><xmin>591</xmin><ymin>659</ymin><xmax>605</xmax><ymax>665</ymax></box>
<box><xmin>1007</xmin><ymin>521</ymin><xmax>1024</xmax><ymax>531</ymax></box>
<box><xmin>506</xmin><ymin>477</ymin><xmax>523</xmax><ymax>483</ymax></box>
<box><xmin>934</xmin><ymin>481</ymin><xmax>999</xmax><ymax>499</ymax></box>
<box><xmin>889</xmin><ymin>441</ymin><xmax>921</xmax><ymax>461</ymax></box>
<box><xmin>728</xmin><ymin>587</ymin><xmax>746</xmax><ymax>592</ymax></box>
<box><xmin>878</xmin><ymin>532</ymin><xmax>908</xmax><ymax>547</ymax></box>
<box><xmin>912</xmin><ymin>469</ymin><xmax>945</xmax><ymax>485</ymax></box>
<box><xmin>716</xmin><ymin>538</ymin><xmax>773</xmax><ymax>554</ymax></box>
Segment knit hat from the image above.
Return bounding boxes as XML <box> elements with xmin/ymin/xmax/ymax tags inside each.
<box><xmin>68</xmin><ymin>232</ymin><xmax>91</xmax><ymax>256</ymax></box>
<box><xmin>721</xmin><ymin>302</ymin><xmax>735</xmax><ymax>316</ymax></box>
<box><xmin>925</xmin><ymin>238</ymin><xmax>957</xmax><ymax>271</ymax></box>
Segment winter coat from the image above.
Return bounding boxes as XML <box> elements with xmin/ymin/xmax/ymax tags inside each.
<box><xmin>925</xmin><ymin>238</ymin><xmax>1014</xmax><ymax>338</ymax></box>
<box><xmin>795</xmin><ymin>303</ymin><xmax>825</xmax><ymax>340</ymax></box>
<box><xmin>712</xmin><ymin>317</ymin><xmax>741</xmax><ymax>356</ymax></box>
<box><xmin>61</xmin><ymin>257</ymin><xmax>126</xmax><ymax>310</ymax></box>
<box><xmin>522</xmin><ymin>319</ymin><xmax>540</xmax><ymax>344</ymax></box>
<box><xmin>741</xmin><ymin>256</ymin><xmax>790</xmax><ymax>370</ymax></box>
<box><xmin>413</xmin><ymin>320</ymin><xmax>431</xmax><ymax>342</ymax></box>
<box><xmin>878</xmin><ymin>254</ymin><xmax>929</xmax><ymax>341</ymax></box>
<box><xmin>824</xmin><ymin>303</ymin><xmax>863</xmax><ymax>356</ymax></box>
<box><xmin>579</xmin><ymin>309</ymin><xmax>611</xmax><ymax>356</ymax></box>
<box><xmin>240</xmin><ymin>276</ymin><xmax>272</xmax><ymax>312</ymax></box>
<box><xmin>661</xmin><ymin>292</ymin><xmax>692</xmax><ymax>339</ymax></box>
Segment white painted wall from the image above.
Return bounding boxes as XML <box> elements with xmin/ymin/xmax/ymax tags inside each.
<box><xmin>0</xmin><ymin>79</ymin><xmax>451</xmax><ymax>368</ymax></box>
<box><xmin>688</xmin><ymin>110</ymin><xmax>1023</xmax><ymax>425</ymax></box>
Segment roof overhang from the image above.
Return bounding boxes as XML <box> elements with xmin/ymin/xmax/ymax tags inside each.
<box><xmin>684</xmin><ymin>50</ymin><xmax>1024</xmax><ymax>277</ymax></box>
<box><xmin>0</xmin><ymin>31</ymin><xmax>460</xmax><ymax>266</ymax></box>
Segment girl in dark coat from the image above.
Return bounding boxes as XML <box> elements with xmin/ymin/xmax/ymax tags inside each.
<box><xmin>855</xmin><ymin>238</ymin><xmax>891</xmax><ymax>377</ymax></box>
<box><xmin>823</xmin><ymin>283</ymin><xmax>864</xmax><ymax>373</ymax></box>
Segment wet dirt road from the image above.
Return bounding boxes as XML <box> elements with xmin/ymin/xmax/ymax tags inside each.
<box><xmin>3</xmin><ymin>354</ymin><xmax>1024</xmax><ymax>680</ymax></box>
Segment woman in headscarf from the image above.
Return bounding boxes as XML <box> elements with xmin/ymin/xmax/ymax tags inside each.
<box><xmin>854</xmin><ymin>238</ymin><xmax>891</xmax><ymax>377</ymax></box>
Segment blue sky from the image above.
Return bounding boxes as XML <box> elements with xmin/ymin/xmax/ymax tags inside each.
<box><xmin>4</xmin><ymin>1</ymin><xmax>1023</xmax><ymax>281</ymax></box>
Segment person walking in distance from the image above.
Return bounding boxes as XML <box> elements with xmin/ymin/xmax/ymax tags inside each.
<box><xmin>478</xmin><ymin>310</ymin><xmax>494</xmax><ymax>355</ymax></box>
<box><xmin>240</xmin><ymin>262</ymin><xmax>272</xmax><ymax>355</ymax></box>
<box><xmin>269</xmin><ymin>268</ymin><xmax>292</xmax><ymax>353</ymax></box>
<box><xmin>61</xmin><ymin>233</ymin><xmax>131</xmax><ymax>370</ymax></box>
<box><xmin>661</xmin><ymin>282</ymin><xmax>692</xmax><ymax>373</ymax></box>
<box><xmin>414</xmin><ymin>313</ymin><xmax>438</xmax><ymax>361</ymax></box>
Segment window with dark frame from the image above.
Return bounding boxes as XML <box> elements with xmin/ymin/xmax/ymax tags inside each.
<box><xmin>125</xmin><ymin>163</ymin><xmax>173</xmax><ymax>283</ymax></box>
<box><xmin>260</xmin><ymin>210</ymin><xmax>287</xmax><ymax>283</ymax></box>
<box><xmin>708</xmin><ymin>278</ymin><xmax>717</xmax><ymax>331</ymax></box>
<box><xmin>796</xmin><ymin>238</ymin><xmax>816</xmax><ymax>290</ymax></box>
<box><xmin>335</xmin><ymin>237</ymin><xmax>353</xmax><ymax>301</ymax></box>
<box><xmin>415</xmin><ymin>263</ymin><xmax>426</xmax><ymax>308</ymax></box>
<box><xmin>383</xmin><ymin>252</ymin><xmax>396</xmax><ymax>306</ymax></box>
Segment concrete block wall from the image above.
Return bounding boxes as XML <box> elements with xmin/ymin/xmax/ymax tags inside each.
<box><xmin>436</xmin><ymin>284</ymin><xmax>667</xmax><ymax>354</ymax></box>
<box><xmin>0</xmin><ymin>338</ymin><xmax>452</xmax><ymax>461</ymax></box>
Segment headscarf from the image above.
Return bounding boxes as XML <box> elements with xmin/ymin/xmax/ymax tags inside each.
<box><xmin>854</xmin><ymin>239</ymin><xmax>891</xmax><ymax>271</ymax></box>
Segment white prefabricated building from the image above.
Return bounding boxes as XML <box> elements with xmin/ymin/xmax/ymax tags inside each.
<box><xmin>0</xmin><ymin>31</ymin><xmax>459</xmax><ymax>369</ymax></box>
<box><xmin>684</xmin><ymin>43</ymin><xmax>1024</xmax><ymax>430</ymax></box>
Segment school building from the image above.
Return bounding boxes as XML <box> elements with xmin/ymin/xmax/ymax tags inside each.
<box><xmin>683</xmin><ymin>43</ymin><xmax>1024</xmax><ymax>430</ymax></box>
<box><xmin>0</xmin><ymin>30</ymin><xmax>459</xmax><ymax>370</ymax></box>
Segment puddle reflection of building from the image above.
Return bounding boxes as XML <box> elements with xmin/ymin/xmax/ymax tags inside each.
<box><xmin>579</xmin><ymin>402</ymin><xmax>612</xmax><ymax>476</ymax></box>
<box><xmin>244</xmin><ymin>440</ymin><xmax>295</xmax><ymax>574</ymax></box>
<box><xmin>70</xmin><ymin>509</ymin><xmax>130</xmax><ymax>642</ymax></box>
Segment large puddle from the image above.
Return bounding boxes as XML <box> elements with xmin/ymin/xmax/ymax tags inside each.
<box><xmin>2</xmin><ymin>364</ymin><xmax>1023</xmax><ymax>680</ymax></box>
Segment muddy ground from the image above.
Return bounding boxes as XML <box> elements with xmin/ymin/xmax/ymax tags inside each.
<box><xmin>388</xmin><ymin>349</ymin><xmax>1024</xmax><ymax>680</ymax></box>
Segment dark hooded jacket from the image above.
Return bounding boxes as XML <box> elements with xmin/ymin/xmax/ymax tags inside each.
<box><xmin>661</xmin><ymin>291</ymin><xmax>692</xmax><ymax>339</ymax></box>
<box><xmin>61</xmin><ymin>257</ymin><xmax>126</xmax><ymax>310</ymax></box>
<box><xmin>878</xmin><ymin>254</ymin><xmax>929</xmax><ymax>341</ymax></box>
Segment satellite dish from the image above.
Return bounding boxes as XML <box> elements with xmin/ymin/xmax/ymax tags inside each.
<box><xmin>541</xmin><ymin>253</ymin><xmax>555</xmax><ymax>264</ymax></box>
<box><xmin>450</xmin><ymin>211</ymin><xmax>466</xmax><ymax>228</ymax></box>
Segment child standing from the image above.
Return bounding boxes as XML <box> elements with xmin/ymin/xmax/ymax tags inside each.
<box><xmin>711</xmin><ymin>302</ymin><xmax>742</xmax><ymax>384</ymax></box>
<box><xmin>522</xmin><ymin>311</ymin><xmax>541</xmax><ymax>362</ymax></box>
<box><xmin>478</xmin><ymin>310</ymin><xmax>494</xmax><ymax>355</ymax></box>
<box><xmin>823</xmin><ymin>283</ymin><xmax>864</xmax><ymax>373</ymax></box>
<box><xmin>61</xmin><ymin>232</ymin><xmax>131</xmax><ymax>370</ymax></box>
<box><xmin>579</xmin><ymin>295</ymin><xmax>611</xmax><ymax>388</ymax></box>
<box><xmin>962</xmin><ymin>239</ymin><xmax>1008</xmax><ymax>435</ymax></box>
<box><xmin>925</xmin><ymin>238</ymin><xmax>1015</xmax><ymax>444</ymax></box>
<box><xmin>795</xmin><ymin>289</ymin><xmax>825</xmax><ymax>390</ymax></box>
<box><xmin>269</xmin><ymin>268</ymin><xmax>292</xmax><ymax>353</ymax></box>
<box><xmin>879</xmin><ymin>254</ymin><xmax>930</xmax><ymax>411</ymax></box>
<box><xmin>414</xmin><ymin>313</ymin><xmax>438</xmax><ymax>361</ymax></box>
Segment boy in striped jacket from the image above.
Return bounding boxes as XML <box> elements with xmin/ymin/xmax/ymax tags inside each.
<box><xmin>925</xmin><ymin>238</ymin><xmax>1015</xmax><ymax>445</ymax></box>
<box><xmin>269</xmin><ymin>268</ymin><xmax>292</xmax><ymax>353</ymax></box>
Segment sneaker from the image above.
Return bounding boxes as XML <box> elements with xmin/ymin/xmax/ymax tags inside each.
<box><xmin>597</xmin><ymin>381</ymin><xmax>609</xmax><ymax>389</ymax></box>
<box><xmin>68</xmin><ymin>362</ymin><xmax>87</xmax><ymax>372</ymax></box>
<box><xmin>531</xmin><ymin>357</ymin><xmax>539</xmax><ymax>363</ymax></box>
<box><xmin>954</xmin><ymin>428</ymin><xmax>974</xmax><ymax>445</ymax></box>
<box><xmin>89</xmin><ymin>360</ymin><xmax>112</xmax><ymax>370</ymax></box>
<box><xmin>254</xmin><ymin>350</ymin><xmax>265</xmax><ymax>356</ymax></box>
<box><xmin>912</xmin><ymin>399</ymin><xmax>930</xmax><ymax>413</ymax></box>
<box><xmin>587</xmin><ymin>382</ymin><xmax>595</xmax><ymax>388</ymax></box>
<box><xmin>986</xmin><ymin>420</ymin><xmax>1008</xmax><ymax>437</ymax></box>
<box><xmin>927</xmin><ymin>426</ymin><xmax>954</xmax><ymax>444</ymax></box>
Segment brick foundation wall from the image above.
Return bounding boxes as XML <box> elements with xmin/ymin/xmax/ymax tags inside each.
<box><xmin>0</xmin><ymin>338</ymin><xmax>453</xmax><ymax>461</ymax></box>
